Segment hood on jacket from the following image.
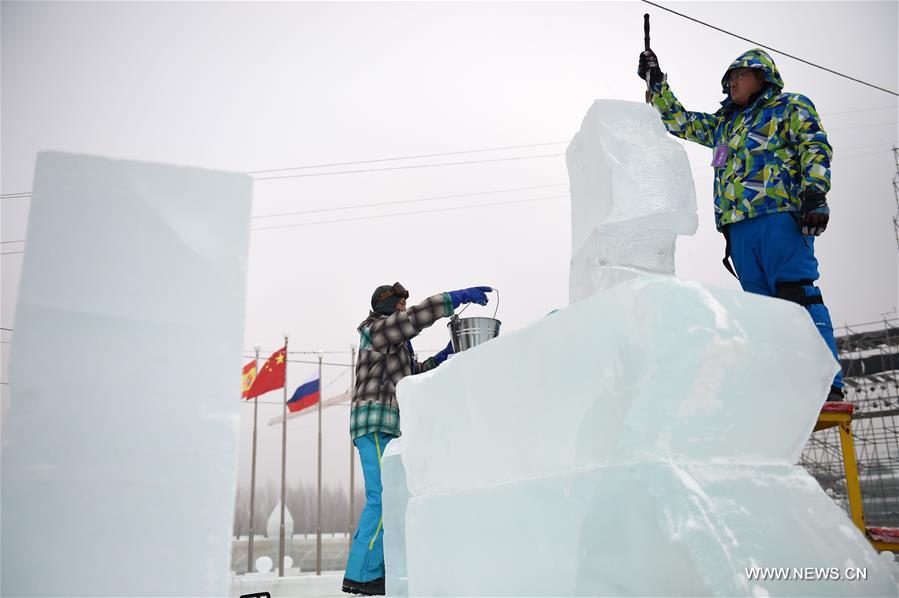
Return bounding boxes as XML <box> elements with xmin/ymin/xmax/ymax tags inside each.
<box><xmin>720</xmin><ymin>48</ymin><xmax>784</xmax><ymax>103</ymax></box>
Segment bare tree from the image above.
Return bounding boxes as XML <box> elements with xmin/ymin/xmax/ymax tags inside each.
<box><xmin>233</xmin><ymin>482</ymin><xmax>369</xmax><ymax>538</ymax></box>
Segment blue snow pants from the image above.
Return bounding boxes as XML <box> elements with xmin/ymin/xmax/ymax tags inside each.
<box><xmin>728</xmin><ymin>211</ymin><xmax>842</xmax><ymax>389</ymax></box>
<box><xmin>345</xmin><ymin>432</ymin><xmax>393</xmax><ymax>582</ymax></box>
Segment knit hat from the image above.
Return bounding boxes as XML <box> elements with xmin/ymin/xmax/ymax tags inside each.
<box><xmin>371</xmin><ymin>282</ymin><xmax>409</xmax><ymax>315</ymax></box>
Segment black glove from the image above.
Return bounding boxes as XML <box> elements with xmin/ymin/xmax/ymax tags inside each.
<box><xmin>798</xmin><ymin>190</ymin><xmax>830</xmax><ymax>236</ymax></box>
<box><xmin>637</xmin><ymin>50</ymin><xmax>664</xmax><ymax>87</ymax></box>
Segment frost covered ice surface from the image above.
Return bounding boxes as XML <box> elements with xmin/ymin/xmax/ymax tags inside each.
<box><xmin>384</xmin><ymin>275</ymin><xmax>899</xmax><ymax>596</ymax></box>
<box><xmin>567</xmin><ymin>100</ymin><xmax>698</xmax><ymax>302</ymax></box>
<box><xmin>1</xmin><ymin>152</ymin><xmax>252</xmax><ymax>596</ymax></box>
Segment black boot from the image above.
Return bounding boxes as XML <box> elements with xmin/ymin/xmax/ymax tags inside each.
<box><xmin>342</xmin><ymin>576</ymin><xmax>385</xmax><ymax>596</ymax></box>
<box><xmin>826</xmin><ymin>385</ymin><xmax>845</xmax><ymax>402</ymax></box>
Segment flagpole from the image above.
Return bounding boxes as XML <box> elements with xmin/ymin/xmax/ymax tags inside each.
<box><xmin>247</xmin><ymin>345</ymin><xmax>260</xmax><ymax>574</ymax></box>
<box><xmin>348</xmin><ymin>345</ymin><xmax>356</xmax><ymax>554</ymax></box>
<box><xmin>279</xmin><ymin>334</ymin><xmax>289</xmax><ymax>578</ymax></box>
<box><xmin>316</xmin><ymin>351</ymin><xmax>323</xmax><ymax>576</ymax></box>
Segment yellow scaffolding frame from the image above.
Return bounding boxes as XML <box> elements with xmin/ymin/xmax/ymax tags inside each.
<box><xmin>814</xmin><ymin>403</ymin><xmax>899</xmax><ymax>552</ymax></box>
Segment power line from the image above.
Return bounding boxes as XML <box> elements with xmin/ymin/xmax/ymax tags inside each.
<box><xmin>252</xmin><ymin>194</ymin><xmax>568</xmax><ymax>232</ymax></box>
<box><xmin>245</xmin><ymin>141</ymin><xmax>567</xmax><ymax>175</ymax></box>
<box><xmin>642</xmin><ymin>0</ymin><xmax>899</xmax><ymax>97</ymax></box>
<box><xmin>253</xmin><ymin>183</ymin><xmax>567</xmax><ymax>220</ymax></box>
<box><xmin>250</xmin><ymin>153</ymin><xmax>565</xmax><ymax>182</ymax></box>
<box><xmin>2</xmin><ymin>114</ymin><xmax>894</xmax><ymax>203</ymax></box>
<box><xmin>241</xmin><ymin>399</ymin><xmax>350</xmax><ymax>406</ymax></box>
<box><xmin>1</xmin><ymin>153</ymin><xmax>565</xmax><ymax>198</ymax></box>
<box><xmin>324</xmin><ymin>368</ymin><xmax>350</xmax><ymax>390</ymax></box>
<box><xmin>828</xmin><ymin>121</ymin><xmax>898</xmax><ymax>132</ymax></box>
<box><xmin>0</xmin><ymin>240</ymin><xmax>26</xmax><ymax>245</ymax></box>
<box><xmin>827</xmin><ymin>106</ymin><xmax>898</xmax><ymax>116</ymax></box>
<box><xmin>834</xmin><ymin>150</ymin><xmax>897</xmax><ymax>162</ymax></box>
<box><xmin>242</xmin><ymin>354</ymin><xmax>351</xmax><ymax>367</ymax></box>
<box><xmin>0</xmin><ymin>327</ymin><xmax>13</xmax><ymax>332</ymax></box>
<box><xmin>1</xmin><ymin>251</ymin><xmax>24</xmax><ymax>256</ymax></box>
<box><xmin>838</xmin><ymin>143</ymin><xmax>897</xmax><ymax>152</ymax></box>
<box><xmin>0</xmin><ymin>187</ymin><xmax>570</xmax><ymax>246</ymax></box>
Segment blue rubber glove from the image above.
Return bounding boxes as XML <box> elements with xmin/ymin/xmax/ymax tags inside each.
<box><xmin>798</xmin><ymin>190</ymin><xmax>830</xmax><ymax>236</ymax></box>
<box><xmin>433</xmin><ymin>341</ymin><xmax>454</xmax><ymax>365</ymax></box>
<box><xmin>447</xmin><ymin>286</ymin><xmax>492</xmax><ymax>309</ymax></box>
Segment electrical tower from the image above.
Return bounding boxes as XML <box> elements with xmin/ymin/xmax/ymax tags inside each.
<box><xmin>893</xmin><ymin>146</ymin><xmax>898</xmax><ymax>250</ymax></box>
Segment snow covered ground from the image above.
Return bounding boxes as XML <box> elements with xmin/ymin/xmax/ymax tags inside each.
<box><xmin>231</xmin><ymin>571</ymin><xmax>344</xmax><ymax>598</ymax></box>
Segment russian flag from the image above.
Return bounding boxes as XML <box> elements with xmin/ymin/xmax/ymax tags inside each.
<box><xmin>287</xmin><ymin>377</ymin><xmax>320</xmax><ymax>413</ymax></box>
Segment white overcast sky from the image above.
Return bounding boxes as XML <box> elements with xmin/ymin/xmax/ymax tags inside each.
<box><xmin>2</xmin><ymin>1</ymin><xmax>897</xmax><ymax>495</ymax></box>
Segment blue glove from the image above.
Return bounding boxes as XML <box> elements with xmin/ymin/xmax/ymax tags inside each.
<box><xmin>433</xmin><ymin>341</ymin><xmax>454</xmax><ymax>365</ymax></box>
<box><xmin>799</xmin><ymin>190</ymin><xmax>830</xmax><ymax>236</ymax></box>
<box><xmin>447</xmin><ymin>286</ymin><xmax>492</xmax><ymax>309</ymax></box>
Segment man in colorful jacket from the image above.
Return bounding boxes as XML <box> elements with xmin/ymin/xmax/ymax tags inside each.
<box><xmin>342</xmin><ymin>281</ymin><xmax>492</xmax><ymax>596</ymax></box>
<box><xmin>638</xmin><ymin>47</ymin><xmax>843</xmax><ymax>401</ymax></box>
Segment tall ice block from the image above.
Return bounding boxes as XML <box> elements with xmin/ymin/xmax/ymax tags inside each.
<box><xmin>567</xmin><ymin>100</ymin><xmax>698</xmax><ymax>302</ymax></box>
<box><xmin>1</xmin><ymin>152</ymin><xmax>252</xmax><ymax>596</ymax></box>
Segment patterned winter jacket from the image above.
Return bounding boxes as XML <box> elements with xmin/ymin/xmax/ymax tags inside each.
<box><xmin>648</xmin><ymin>48</ymin><xmax>832</xmax><ymax>231</ymax></box>
<box><xmin>350</xmin><ymin>292</ymin><xmax>454</xmax><ymax>439</ymax></box>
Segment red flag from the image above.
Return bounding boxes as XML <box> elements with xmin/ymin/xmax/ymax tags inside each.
<box><xmin>246</xmin><ymin>346</ymin><xmax>286</xmax><ymax>398</ymax></box>
<box><xmin>241</xmin><ymin>360</ymin><xmax>257</xmax><ymax>399</ymax></box>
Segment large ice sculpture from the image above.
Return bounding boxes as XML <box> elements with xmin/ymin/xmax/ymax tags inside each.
<box><xmin>567</xmin><ymin>100</ymin><xmax>698</xmax><ymax>302</ymax></box>
<box><xmin>384</xmin><ymin>275</ymin><xmax>899</xmax><ymax>596</ymax></box>
<box><xmin>1</xmin><ymin>152</ymin><xmax>252</xmax><ymax>596</ymax></box>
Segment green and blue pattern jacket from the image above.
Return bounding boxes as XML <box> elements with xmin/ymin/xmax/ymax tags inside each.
<box><xmin>648</xmin><ymin>48</ymin><xmax>832</xmax><ymax>231</ymax></box>
<box><xmin>350</xmin><ymin>292</ymin><xmax>454</xmax><ymax>439</ymax></box>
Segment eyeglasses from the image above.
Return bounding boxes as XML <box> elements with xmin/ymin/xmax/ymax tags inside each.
<box><xmin>728</xmin><ymin>69</ymin><xmax>757</xmax><ymax>84</ymax></box>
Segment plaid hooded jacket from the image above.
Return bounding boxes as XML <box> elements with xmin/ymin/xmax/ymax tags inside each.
<box><xmin>648</xmin><ymin>48</ymin><xmax>832</xmax><ymax>231</ymax></box>
<box><xmin>350</xmin><ymin>292</ymin><xmax>454</xmax><ymax>439</ymax></box>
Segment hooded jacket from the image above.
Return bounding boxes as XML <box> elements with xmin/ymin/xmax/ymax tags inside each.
<box><xmin>350</xmin><ymin>292</ymin><xmax>453</xmax><ymax>439</ymax></box>
<box><xmin>648</xmin><ymin>48</ymin><xmax>832</xmax><ymax>231</ymax></box>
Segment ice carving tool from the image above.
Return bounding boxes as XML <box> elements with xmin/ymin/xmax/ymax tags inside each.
<box><xmin>643</xmin><ymin>13</ymin><xmax>652</xmax><ymax>103</ymax></box>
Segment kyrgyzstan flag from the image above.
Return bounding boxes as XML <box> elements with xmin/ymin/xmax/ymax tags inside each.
<box><xmin>287</xmin><ymin>377</ymin><xmax>321</xmax><ymax>413</ymax></box>
<box><xmin>241</xmin><ymin>360</ymin><xmax>258</xmax><ymax>399</ymax></box>
<box><xmin>246</xmin><ymin>346</ymin><xmax>286</xmax><ymax>398</ymax></box>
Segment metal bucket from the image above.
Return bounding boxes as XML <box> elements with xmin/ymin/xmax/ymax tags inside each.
<box><xmin>448</xmin><ymin>315</ymin><xmax>501</xmax><ymax>353</ymax></box>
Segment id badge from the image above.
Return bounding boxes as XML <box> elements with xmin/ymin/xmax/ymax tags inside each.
<box><xmin>711</xmin><ymin>144</ymin><xmax>728</xmax><ymax>168</ymax></box>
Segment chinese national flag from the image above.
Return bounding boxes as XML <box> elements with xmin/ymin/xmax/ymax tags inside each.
<box><xmin>241</xmin><ymin>360</ymin><xmax>257</xmax><ymax>399</ymax></box>
<box><xmin>246</xmin><ymin>346</ymin><xmax>286</xmax><ymax>398</ymax></box>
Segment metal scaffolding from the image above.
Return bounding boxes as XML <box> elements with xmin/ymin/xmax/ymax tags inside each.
<box><xmin>800</xmin><ymin>318</ymin><xmax>899</xmax><ymax>528</ymax></box>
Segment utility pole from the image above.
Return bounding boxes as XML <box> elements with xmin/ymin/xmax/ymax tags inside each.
<box><xmin>247</xmin><ymin>345</ymin><xmax>260</xmax><ymax>573</ymax></box>
<box><xmin>278</xmin><ymin>334</ymin><xmax>289</xmax><ymax>577</ymax></box>
<box><xmin>348</xmin><ymin>345</ymin><xmax>356</xmax><ymax>553</ymax></box>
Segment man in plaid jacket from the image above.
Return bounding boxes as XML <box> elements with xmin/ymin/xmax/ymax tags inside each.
<box><xmin>638</xmin><ymin>47</ymin><xmax>843</xmax><ymax>402</ymax></box>
<box><xmin>343</xmin><ymin>282</ymin><xmax>492</xmax><ymax>596</ymax></box>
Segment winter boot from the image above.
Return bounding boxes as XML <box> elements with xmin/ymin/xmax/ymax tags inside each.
<box><xmin>826</xmin><ymin>385</ymin><xmax>845</xmax><ymax>402</ymax></box>
<box><xmin>342</xmin><ymin>576</ymin><xmax>385</xmax><ymax>596</ymax></box>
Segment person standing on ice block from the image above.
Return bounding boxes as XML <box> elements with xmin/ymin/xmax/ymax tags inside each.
<box><xmin>638</xmin><ymin>47</ymin><xmax>844</xmax><ymax>402</ymax></box>
<box><xmin>342</xmin><ymin>281</ymin><xmax>492</xmax><ymax>596</ymax></box>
